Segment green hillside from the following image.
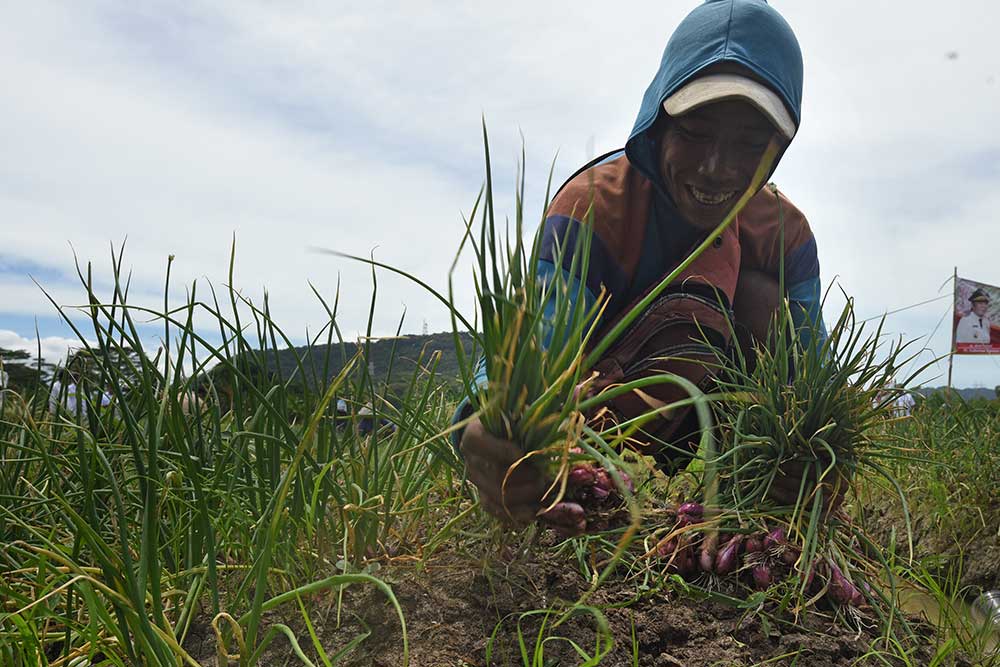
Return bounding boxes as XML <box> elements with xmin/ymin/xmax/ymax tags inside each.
<box><xmin>225</xmin><ymin>331</ymin><xmax>475</xmax><ymax>396</ymax></box>
<box><xmin>223</xmin><ymin>334</ymin><xmax>1000</xmax><ymax>405</ymax></box>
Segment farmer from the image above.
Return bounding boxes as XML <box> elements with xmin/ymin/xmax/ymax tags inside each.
<box><xmin>955</xmin><ymin>288</ymin><xmax>992</xmax><ymax>344</ymax></box>
<box><xmin>459</xmin><ymin>0</ymin><xmax>828</xmax><ymax>532</ymax></box>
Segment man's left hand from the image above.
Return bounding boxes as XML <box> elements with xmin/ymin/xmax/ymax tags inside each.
<box><xmin>767</xmin><ymin>459</ymin><xmax>847</xmax><ymax>515</ymax></box>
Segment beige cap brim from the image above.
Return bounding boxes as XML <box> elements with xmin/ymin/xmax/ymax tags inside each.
<box><xmin>662</xmin><ymin>73</ymin><xmax>796</xmax><ymax>140</ymax></box>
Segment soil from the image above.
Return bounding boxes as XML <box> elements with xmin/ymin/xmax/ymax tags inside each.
<box><xmin>183</xmin><ymin>531</ymin><xmax>941</xmax><ymax>667</ymax></box>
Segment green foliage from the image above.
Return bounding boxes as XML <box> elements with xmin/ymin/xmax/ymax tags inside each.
<box><xmin>455</xmin><ymin>133</ymin><xmax>605</xmax><ymax>455</ymax></box>
<box><xmin>2</xmin><ymin>249</ymin><xmax>995</xmax><ymax>665</ymax></box>
<box><xmin>714</xmin><ymin>293</ymin><xmax>927</xmax><ymax>513</ymax></box>
<box><xmin>0</xmin><ymin>246</ymin><xmax>456</xmax><ymax>666</ymax></box>
<box><xmin>875</xmin><ymin>395</ymin><xmax>1000</xmax><ymax>543</ymax></box>
<box><xmin>5</xmin><ymin>133</ymin><xmax>997</xmax><ymax>666</ymax></box>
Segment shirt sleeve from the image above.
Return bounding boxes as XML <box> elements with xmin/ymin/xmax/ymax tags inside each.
<box><xmin>783</xmin><ymin>236</ymin><xmax>828</xmax><ymax>350</ymax></box>
<box><xmin>739</xmin><ymin>186</ymin><xmax>827</xmax><ymax>351</ymax></box>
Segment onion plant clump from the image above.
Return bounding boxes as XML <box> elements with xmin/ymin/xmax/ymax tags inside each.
<box><xmin>652</xmin><ymin>290</ymin><xmax>931</xmax><ymax>626</ymax></box>
<box><xmin>455</xmin><ymin>146</ymin><xmax>657</xmax><ymax>530</ymax></box>
<box><xmin>715</xmin><ymin>295</ymin><xmax>923</xmax><ymax>515</ymax></box>
<box><xmin>460</xmin><ymin>143</ymin><xmax>606</xmax><ymax>496</ymax></box>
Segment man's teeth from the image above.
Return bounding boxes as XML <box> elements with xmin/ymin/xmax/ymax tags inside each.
<box><xmin>689</xmin><ymin>186</ymin><xmax>735</xmax><ymax>205</ymax></box>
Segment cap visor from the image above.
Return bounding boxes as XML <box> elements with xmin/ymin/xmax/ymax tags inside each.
<box><xmin>663</xmin><ymin>73</ymin><xmax>796</xmax><ymax>140</ymax></box>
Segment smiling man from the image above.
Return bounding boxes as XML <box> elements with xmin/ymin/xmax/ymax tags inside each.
<box><xmin>459</xmin><ymin>0</ymin><xmax>827</xmax><ymax>531</ymax></box>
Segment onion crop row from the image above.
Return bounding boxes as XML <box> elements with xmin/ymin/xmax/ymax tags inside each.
<box><xmin>0</xmin><ymin>246</ymin><xmax>454</xmax><ymax>665</ymax></box>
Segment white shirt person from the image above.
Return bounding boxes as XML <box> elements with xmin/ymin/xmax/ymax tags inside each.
<box><xmin>891</xmin><ymin>392</ymin><xmax>916</xmax><ymax>417</ymax></box>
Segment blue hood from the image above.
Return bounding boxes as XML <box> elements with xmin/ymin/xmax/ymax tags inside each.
<box><xmin>625</xmin><ymin>0</ymin><xmax>803</xmax><ymax>185</ymax></box>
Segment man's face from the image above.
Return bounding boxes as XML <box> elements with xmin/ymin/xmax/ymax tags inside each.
<box><xmin>659</xmin><ymin>99</ymin><xmax>777</xmax><ymax>230</ymax></box>
<box><xmin>972</xmin><ymin>300</ymin><xmax>989</xmax><ymax>316</ymax></box>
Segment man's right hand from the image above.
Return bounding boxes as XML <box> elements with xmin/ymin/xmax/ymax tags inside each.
<box><xmin>459</xmin><ymin>417</ymin><xmax>587</xmax><ymax>536</ymax></box>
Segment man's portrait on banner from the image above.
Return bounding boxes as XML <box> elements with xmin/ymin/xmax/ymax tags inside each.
<box><xmin>954</xmin><ymin>278</ymin><xmax>1000</xmax><ymax>353</ymax></box>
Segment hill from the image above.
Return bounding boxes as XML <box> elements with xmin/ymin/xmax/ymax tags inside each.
<box><xmin>226</xmin><ymin>331</ymin><xmax>475</xmax><ymax>396</ymax></box>
<box><xmin>225</xmin><ymin>334</ymin><xmax>1000</xmax><ymax>404</ymax></box>
<box><xmin>915</xmin><ymin>386</ymin><xmax>999</xmax><ymax>402</ymax></box>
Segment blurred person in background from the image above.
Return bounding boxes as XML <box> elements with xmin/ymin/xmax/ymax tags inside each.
<box><xmin>49</xmin><ymin>366</ymin><xmax>112</xmax><ymax>419</ymax></box>
<box><xmin>892</xmin><ymin>391</ymin><xmax>916</xmax><ymax>418</ymax></box>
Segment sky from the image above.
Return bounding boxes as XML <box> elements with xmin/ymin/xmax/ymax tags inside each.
<box><xmin>2</xmin><ymin>1</ymin><xmax>999</xmax><ymax>388</ymax></box>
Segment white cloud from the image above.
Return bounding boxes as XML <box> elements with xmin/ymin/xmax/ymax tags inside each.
<box><xmin>0</xmin><ymin>330</ymin><xmax>86</xmax><ymax>366</ymax></box>
<box><xmin>2</xmin><ymin>0</ymin><xmax>999</xmax><ymax>387</ymax></box>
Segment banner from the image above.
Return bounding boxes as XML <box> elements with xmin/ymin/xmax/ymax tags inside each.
<box><xmin>954</xmin><ymin>276</ymin><xmax>1000</xmax><ymax>354</ymax></box>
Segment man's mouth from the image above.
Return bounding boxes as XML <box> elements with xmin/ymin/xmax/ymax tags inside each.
<box><xmin>687</xmin><ymin>185</ymin><xmax>736</xmax><ymax>206</ymax></box>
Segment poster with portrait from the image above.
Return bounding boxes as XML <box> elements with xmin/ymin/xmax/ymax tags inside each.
<box><xmin>954</xmin><ymin>277</ymin><xmax>1000</xmax><ymax>354</ymax></box>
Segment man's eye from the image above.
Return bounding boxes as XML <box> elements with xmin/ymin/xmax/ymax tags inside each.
<box><xmin>677</xmin><ymin>125</ymin><xmax>711</xmax><ymax>142</ymax></box>
<box><xmin>740</xmin><ymin>134</ymin><xmax>773</xmax><ymax>152</ymax></box>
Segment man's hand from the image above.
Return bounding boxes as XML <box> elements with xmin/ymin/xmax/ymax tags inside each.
<box><xmin>460</xmin><ymin>418</ymin><xmax>587</xmax><ymax>535</ymax></box>
<box><xmin>767</xmin><ymin>458</ymin><xmax>847</xmax><ymax>515</ymax></box>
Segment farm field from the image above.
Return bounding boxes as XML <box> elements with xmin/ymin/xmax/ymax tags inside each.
<box><xmin>2</xmin><ymin>258</ymin><xmax>999</xmax><ymax>667</ymax></box>
<box><xmin>5</xmin><ymin>1</ymin><xmax>1000</xmax><ymax>665</ymax></box>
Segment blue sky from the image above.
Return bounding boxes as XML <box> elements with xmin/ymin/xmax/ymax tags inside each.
<box><xmin>2</xmin><ymin>1</ymin><xmax>1000</xmax><ymax>388</ymax></box>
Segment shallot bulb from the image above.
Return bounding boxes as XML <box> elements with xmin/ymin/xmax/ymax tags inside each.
<box><xmin>677</xmin><ymin>502</ymin><xmax>704</xmax><ymax>518</ymax></box>
<box><xmin>543</xmin><ymin>501</ymin><xmax>587</xmax><ymax>537</ymax></box>
<box><xmin>780</xmin><ymin>545</ymin><xmax>800</xmax><ymax>566</ymax></box>
<box><xmin>674</xmin><ymin>540</ymin><xmax>697</xmax><ymax>576</ymax></box>
<box><xmin>744</xmin><ymin>535</ymin><xmax>763</xmax><ymax>554</ymax></box>
<box><xmin>715</xmin><ymin>535</ymin><xmax>743</xmax><ymax>576</ymax></box>
<box><xmin>657</xmin><ymin>538</ymin><xmax>677</xmax><ymax>558</ymax></box>
<box><xmin>763</xmin><ymin>527</ymin><xmax>786</xmax><ymax>549</ymax></box>
<box><xmin>591</xmin><ymin>469</ymin><xmax>612</xmax><ymax>500</ymax></box>
<box><xmin>675</xmin><ymin>502</ymin><xmax>704</xmax><ymax>526</ymax></box>
<box><xmin>827</xmin><ymin>560</ymin><xmax>863</xmax><ymax>606</ymax></box>
<box><xmin>699</xmin><ymin>543</ymin><xmax>716</xmax><ymax>573</ymax></box>
<box><xmin>661</xmin><ymin>537</ymin><xmax>696</xmax><ymax>576</ymax></box>
<box><xmin>751</xmin><ymin>563</ymin><xmax>772</xmax><ymax>590</ymax></box>
<box><xmin>567</xmin><ymin>464</ymin><xmax>596</xmax><ymax>487</ymax></box>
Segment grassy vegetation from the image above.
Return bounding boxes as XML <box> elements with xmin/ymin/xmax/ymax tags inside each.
<box><xmin>2</xmin><ymin>144</ymin><xmax>999</xmax><ymax>665</ymax></box>
<box><xmin>857</xmin><ymin>397</ymin><xmax>1000</xmax><ymax>665</ymax></box>
<box><xmin>2</xmin><ymin>252</ymin><xmax>999</xmax><ymax>666</ymax></box>
<box><xmin>0</xmin><ymin>248</ymin><xmax>466</xmax><ymax>666</ymax></box>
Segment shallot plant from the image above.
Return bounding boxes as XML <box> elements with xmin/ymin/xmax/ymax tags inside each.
<box><xmin>714</xmin><ymin>293</ymin><xmax>926</xmax><ymax>537</ymax></box>
<box><xmin>658</xmin><ymin>286</ymin><xmax>938</xmax><ymax>625</ymax></box>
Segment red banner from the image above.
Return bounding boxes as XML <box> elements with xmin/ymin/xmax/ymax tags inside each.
<box><xmin>954</xmin><ymin>277</ymin><xmax>1000</xmax><ymax>354</ymax></box>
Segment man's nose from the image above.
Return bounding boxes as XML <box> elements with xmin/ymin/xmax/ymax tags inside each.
<box><xmin>697</xmin><ymin>142</ymin><xmax>739</xmax><ymax>182</ymax></box>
